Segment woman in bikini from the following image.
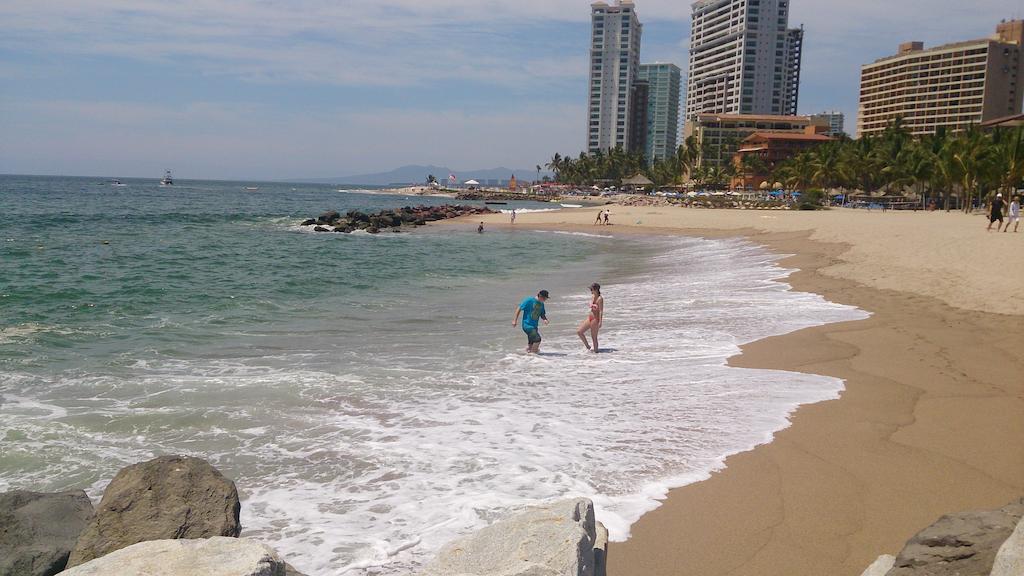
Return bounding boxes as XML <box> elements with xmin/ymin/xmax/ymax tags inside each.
<box><xmin>577</xmin><ymin>283</ymin><xmax>604</xmax><ymax>353</ymax></box>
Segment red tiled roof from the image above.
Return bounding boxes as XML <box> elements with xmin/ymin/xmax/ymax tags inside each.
<box><xmin>743</xmin><ymin>132</ymin><xmax>835</xmax><ymax>142</ymax></box>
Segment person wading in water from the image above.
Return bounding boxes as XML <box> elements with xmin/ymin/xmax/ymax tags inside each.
<box><xmin>577</xmin><ymin>283</ymin><xmax>604</xmax><ymax>353</ymax></box>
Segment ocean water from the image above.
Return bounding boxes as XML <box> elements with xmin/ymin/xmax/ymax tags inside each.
<box><xmin>0</xmin><ymin>175</ymin><xmax>868</xmax><ymax>575</ymax></box>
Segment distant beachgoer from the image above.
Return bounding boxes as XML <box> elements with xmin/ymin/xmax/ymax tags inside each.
<box><xmin>576</xmin><ymin>283</ymin><xmax>604</xmax><ymax>353</ymax></box>
<box><xmin>594</xmin><ymin>211</ymin><xmax>603</xmax><ymax>226</ymax></box>
<box><xmin>478</xmin><ymin>222</ymin><xmax>485</xmax><ymax>234</ymax></box>
<box><xmin>1006</xmin><ymin>195</ymin><xmax>1021</xmax><ymax>233</ymax></box>
<box><xmin>603</xmin><ymin>210</ymin><xmax>610</xmax><ymax>225</ymax></box>
<box><xmin>514</xmin><ymin>290</ymin><xmax>549</xmax><ymax>354</ymax></box>
<box><xmin>988</xmin><ymin>193</ymin><xmax>1005</xmax><ymax>232</ymax></box>
<box><xmin>510</xmin><ymin>209</ymin><xmax>517</xmax><ymax>225</ymax></box>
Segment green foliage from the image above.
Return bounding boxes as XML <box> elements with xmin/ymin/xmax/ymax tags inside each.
<box><xmin>547</xmin><ymin>123</ymin><xmax>1024</xmax><ymax>214</ymax></box>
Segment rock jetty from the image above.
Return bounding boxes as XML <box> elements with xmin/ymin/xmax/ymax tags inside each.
<box><xmin>421</xmin><ymin>498</ymin><xmax>608</xmax><ymax>576</ymax></box>
<box><xmin>0</xmin><ymin>490</ymin><xmax>95</xmax><ymax>576</ymax></box>
<box><xmin>859</xmin><ymin>497</ymin><xmax>1024</xmax><ymax>576</ymax></box>
<box><xmin>67</xmin><ymin>455</ymin><xmax>241</xmax><ymax>568</ymax></box>
<box><xmin>60</xmin><ymin>538</ymin><xmax>285</xmax><ymax>576</ymax></box>
<box><xmin>0</xmin><ymin>455</ymin><xmax>306</xmax><ymax>576</ymax></box>
<box><xmin>302</xmin><ymin>205</ymin><xmax>493</xmax><ymax>234</ymax></box>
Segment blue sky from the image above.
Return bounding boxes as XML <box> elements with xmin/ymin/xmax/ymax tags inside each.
<box><xmin>1</xmin><ymin>0</ymin><xmax>1021</xmax><ymax>180</ymax></box>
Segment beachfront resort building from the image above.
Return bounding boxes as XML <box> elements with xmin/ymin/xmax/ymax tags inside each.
<box><xmin>685</xmin><ymin>113</ymin><xmax>829</xmax><ymax>168</ymax></box>
<box><xmin>810</xmin><ymin>110</ymin><xmax>846</xmax><ymax>137</ymax></box>
<box><xmin>685</xmin><ymin>0</ymin><xmax>804</xmax><ymax>123</ymax></box>
<box><xmin>733</xmin><ymin>131</ymin><xmax>834</xmax><ymax>188</ymax></box>
<box><xmin>588</xmin><ymin>1</ymin><xmax>644</xmax><ymax>154</ymax></box>
<box><xmin>857</xmin><ymin>20</ymin><xmax>1024</xmax><ymax>137</ymax></box>
<box><xmin>637</xmin><ymin>63</ymin><xmax>682</xmax><ymax>162</ymax></box>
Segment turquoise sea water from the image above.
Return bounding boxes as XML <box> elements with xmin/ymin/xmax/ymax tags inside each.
<box><xmin>0</xmin><ymin>175</ymin><xmax>867</xmax><ymax>575</ymax></box>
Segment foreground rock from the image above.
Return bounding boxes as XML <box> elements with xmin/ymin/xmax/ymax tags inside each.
<box><xmin>0</xmin><ymin>490</ymin><xmax>94</xmax><ymax>576</ymax></box>
<box><xmin>421</xmin><ymin>498</ymin><xmax>607</xmax><ymax>576</ymax></box>
<box><xmin>886</xmin><ymin>498</ymin><xmax>1024</xmax><ymax>576</ymax></box>
<box><xmin>302</xmin><ymin>205</ymin><xmax>494</xmax><ymax>234</ymax></box>
<box><xmin>67</xmin><ymin>455</ymin><xmax>241</xmax><ymax>568</ymax></box>
<box><xmin>859</xmin><ymin>555</ymin><xmax>895</xmax><ymax>576</ymax></box>
<box><xmin>991</xmin><ymin>515</ymin><xmax>1024</xmax><ymax>576</ymax></box>
<box><xmin>61</xmin><ymin>537</ymin><xmax>285</xmax><ymax>576</ymax></box>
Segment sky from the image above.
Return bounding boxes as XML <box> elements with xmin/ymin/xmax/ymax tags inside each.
<box><xmin>1</xmin><ymin>0</ymin><xmax>1021</xmax><ymax>180</ymax></box>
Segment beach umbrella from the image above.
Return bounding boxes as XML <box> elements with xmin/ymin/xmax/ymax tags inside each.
<box><xmin>773</xmin><ymin>182</ymin><xmax>783</xmax><ymax>190</ymax></box>
<box><xmin>759</xmin><ymin>181</ymin><xmax>770</xmax><ymax>190</ymax></box>
<box><xmin>464</xmin><ymin>180</ymin><xmax>480</xmax><ymax>186</ymax></box>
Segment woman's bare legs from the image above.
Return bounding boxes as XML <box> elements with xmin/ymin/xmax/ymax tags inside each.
<box><xmin>590</xmin><ymin>320</ymin><xmax>600</xmax><ymax>353</ymax></box>
<box><xmin>577</xmin><ymin>319</ymin><xmax>592</xmax><ymax>350</ymax></box>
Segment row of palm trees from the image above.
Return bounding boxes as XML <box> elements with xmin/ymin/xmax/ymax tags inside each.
<box><xmin>773</xmin><ymin>123</ymin><xmax>1024</xmax><ymax>210</ymax></box>
<box><xmin>546</xmin><ymin>122</ymin><xmax>1024</xmax><ymax>210</ymax></box>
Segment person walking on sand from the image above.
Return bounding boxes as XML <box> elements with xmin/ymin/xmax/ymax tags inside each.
<box><xmin>577</xmin><ymin>283</ymin><xmax>604</xmax><ymax>353</ymax></box>
<box><xmin>594</xmin><ymin>210</ymin><xmax>603</xmax><ymax>226</ymax></box>
<box><xmin>602</xmin><ymin>210</ymin><xmax>610</xmax><ymax>226</ymax></box>
<box><xmin>510</xmin><ymin>209</ymin><xmax>517</xmax><ymax>225</ymax></box>
<box><xmin>514</xmin><ymin>290</ymin><xmax>549</xmax><ymax>354</ymax></box>
<box><xmin>1005</xmin><ymin>195</ymin><xmax>1021</xmax><ymax>233</ymax></box>
<box><xmin>988</xmin><ymin>193</ymin><xmax>1005</xmax><ymax>232</ymax></box>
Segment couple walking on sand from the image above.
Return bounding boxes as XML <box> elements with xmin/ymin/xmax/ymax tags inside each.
<box><xmin>513</xmin><ymin>284</ymin><xmax>605</xmax><ymax>354</ymax></box>
<box><xmin>988</xmin><ymin>193</ymin><xmax>1022</xmax><ymax>233</ymax></box>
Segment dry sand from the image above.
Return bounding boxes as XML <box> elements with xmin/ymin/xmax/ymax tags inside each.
<box><xmin>457</xmin><ymin>206</ymin><xmax>1024</xmax><ymax>575</ymax></box>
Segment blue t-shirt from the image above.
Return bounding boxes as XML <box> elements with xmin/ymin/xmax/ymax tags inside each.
<box><xmin>519</xmin><ymin>297</ymin><xmax>546</xmax><ymax>331</ymax></box>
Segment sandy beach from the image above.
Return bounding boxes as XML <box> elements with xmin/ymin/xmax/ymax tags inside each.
<box><xmin>461</xmin><ymin>206</ymin><xmax>1024</xmax><ymax>575</ymax></box>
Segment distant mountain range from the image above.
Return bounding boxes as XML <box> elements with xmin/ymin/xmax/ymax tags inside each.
<box><xmin>293</xmin><ymin>165</ymin><xmax>547</xmax><ymax>186</ymax></box>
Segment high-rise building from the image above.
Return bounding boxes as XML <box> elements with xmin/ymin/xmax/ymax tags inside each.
<box><xmin>685</xmin><ymin>0</ymin><xmax>804</xmax><ymax>123</ymax></box>
<box><xmin>810</xmin><ymin>110</ymin><xmax>846</xmax><ymax>136</ymax></box>
<box><xmin>588</xmin><ymin>0</ymin><xmax>643</xmax><ymax>153</ymax></box>
<box><xmin>628</xmin><ymin>80</ymin><xmax>650</xmax><ymax>154</ymax></box>
<box><xmin>858</xmin><ymin>20</ymin><xmax>1024</xmax><ymax>138</ymax></box>
<box><xmin>638</xmin><ymin>63</ymin><xmax>682</xmax><ymax>162</ymax></box>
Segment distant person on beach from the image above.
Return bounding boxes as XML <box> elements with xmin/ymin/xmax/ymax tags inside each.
<box><xmin>603</xmin><ymin>210</ymin><xmax>610</xmax><ymax>225</ymax></box>
<box><xmin>988</xmin><ymin>193</ymin><xmax>1005</xmax><ymax>232</ymax></box>
<box><xmin>510</xmin><ymin>209</ymin><xmax>516</xmax><ymax>225</ymax></box>
<box><xmin>478</xmin><ymin>222</ymin><xmax>485</xmax><ymax>234</ymax></box>
<box><xmin>514</xmin><ymin>290</ymin><xmax>549</xmax><ymax>354</ymax></box>
<box><xmin>594</xmin><ymin>210</ymin><xmax>603</xmax><ymax>226</ymax></box>
<box><xmin>1006</xmin><ymin>195</ymin><xmax>1021</xmax><ymax>233</ymax></box>
<box><xmin>577</xmin><ymin>283</ymin><xmax>604</xmax><ymax>353</ymax></box>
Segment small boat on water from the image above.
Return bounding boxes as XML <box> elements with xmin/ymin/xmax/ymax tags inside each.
<box><xmin>484</xmin><ymin>201</ymin><xmax>508</xmax><ymax>206</ymax></box>
<box><xmin>245</xmin><ymin>186</ymin><xmax>260</xmax><ymax>191</ymax></box>
<box><xmin>111</xmin><ymin>179</ymin><xmax>127</xmax><ymax>187</ymax></box>
<box><xmin>160</xmin><ymin>170</ymin><xmax>174</xmax><ymax>186</ymax></box>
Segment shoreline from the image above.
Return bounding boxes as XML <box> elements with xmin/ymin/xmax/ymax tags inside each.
<box><xmin>442</xmin><ymin>207</ymin><xmax>1024</xmax><ymax>575</ymax></box>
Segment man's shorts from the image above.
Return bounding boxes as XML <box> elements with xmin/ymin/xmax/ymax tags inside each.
<box><xmin>524</xmin><ymin>327</ymin><xmax>542</xmax><ymax>345</ymax></box>
<box><xmin>991</xmin><ymin>214</ymin><xmax>1004</xmax><ymax>223</ymax></box>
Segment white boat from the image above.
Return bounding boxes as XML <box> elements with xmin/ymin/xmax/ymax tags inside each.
<box><xmin>160</xmin><ymin>170</ymin><xmax>174</xmax><ymax>186</ymax></box>
<box><xmin>111</xmin><ymin>179</ymin><xmax>127</xmax><ymax>187</ymax></box>
<box><xmin>245</xmin><ymin>186</ymin><xmax>260</xmax><ymax>191</ymax></box>
<box><xmin>560</xmin><ymin>204</ymin><xmax>584</xmax><ymax>209</ymax></box>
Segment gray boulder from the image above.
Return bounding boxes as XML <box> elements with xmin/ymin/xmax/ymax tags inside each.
<box><xmin>67</xmin><ymin>455</ymin><xmax>241</xmax><ymax>567</ymax></box>
<box><xmin>0</xmin><ymin>490</ymin><xmax>95</xmax><ymax>576</ymax></box>
<box><xmin>991</xmin><ymin>516</ymin><xmax>1024</xmax><ymax>576</ymax></box>
<box><xmin>421</xmin><ymin>498</ymin><xmax>607</xmax><ymax>576</ymax></box>
<box><xmin>888</xmin><ymin>498</ymin><xmax>1024</xmax><ymax>576</ymax></box>
<box><xmin>60</xmin><ymin>537</ymin><xmax>284</xmax><ymax>576</ymax></box>
<box><xmin>858</xmin><ymin>554</ymin><xmax>895</xmax><ymax>576</ymax></box>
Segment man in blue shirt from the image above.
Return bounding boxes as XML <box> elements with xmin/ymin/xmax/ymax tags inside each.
<box><xmin>514</xmin><ymin>290</ymin><xmax>550</xmax><ymax>354</ymax></box>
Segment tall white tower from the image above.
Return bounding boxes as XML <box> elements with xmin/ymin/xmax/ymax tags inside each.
<box><xmin>587</xmin><ymin>1</ymin><xmax>643</xmax><ymax>153</ymax></box>
<box><xmin>685</xmin><ymin>0</ymin><xmax>803</xmax><ymax>122</ymax></box>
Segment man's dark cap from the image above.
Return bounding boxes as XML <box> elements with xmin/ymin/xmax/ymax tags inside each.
<box><xmin>538</xmin><ymin>290</ymin><xmax>550</xmax><ymax>299</ymax></box>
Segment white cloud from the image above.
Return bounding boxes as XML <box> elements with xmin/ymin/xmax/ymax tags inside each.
<box><xmin>1</xmin><ymin>0</ymin><xmax>1021</xmax><ymax>175</ymax></box>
